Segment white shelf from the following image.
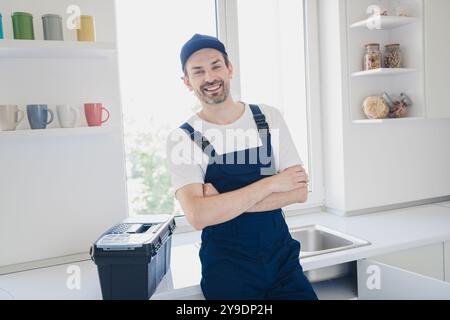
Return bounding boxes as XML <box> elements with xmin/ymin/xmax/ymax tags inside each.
<box><xmin>0</xmin><ymin>126</ymin><xmax>119</xmax><ymax>138</ymax></box>
<box><xmin>350</xmin><ymin>16</ymin><xmax>420</xmax><ymax>30</ymax></box>
<box><xmin>352</xmin><ymin>68</ymin><xmax>418</xmax><ymax>77</ymax></box>
<box><xmin>0</xmin><ymin>40</ymin><xmax>116</xmax><ymax>59</ymax></box>
<box><xmin>352</xmin><ymin>117</ymin><xmax>425</xmax><ymax>124</ymax></box>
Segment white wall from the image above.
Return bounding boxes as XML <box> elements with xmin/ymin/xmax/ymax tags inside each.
<box><xmin>319</xmin><ymin>0</ymin><xmax>450</xmax><ymax>214</ymax></box>
<box><xmin>318</xmin><ymin>0</ymin><xmax>348</xmax><ymax>212</ymax></box>
<box><xmin>0</xmin><ymin>0</ymin><xmax>127</xmax><ymax>267</ymax></box>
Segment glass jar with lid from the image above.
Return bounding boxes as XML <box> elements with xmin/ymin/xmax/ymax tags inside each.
<box><xmin>395</xmin><ymin>0</ymin><xmax>412</xmax><ymax>16</ymax></box>
<box><xmin>364</xmin><ymin>43</ymin><xmax>382</xmax><ymax>71</ymax></box>
<box><xmin>373</xmin><ymin>0</ymin><xmax>389</xmax><ymax>16</ymax></box>
<box><xmin>384</xmin><ymin>44</ymin><xmax>402</xmax><ymax>68</ymax></box>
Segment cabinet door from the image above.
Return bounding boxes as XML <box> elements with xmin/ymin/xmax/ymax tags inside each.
<box><xmin>358</xmin><ymin>259</ymin><xmax>450</xmax><ymax>300</ymax></box>
<box><xmin>445</xmin><ymin>241</ymin><xmax>450</xmax><ymax>283</ymax></box>
<box><xmin>369</xmin><ymin>243</ymin><xmax>445</xmax><ymax>281</ymax></box>
<box><xmin>426</xmin><ymin>0</ymin><xmax>450</xmax><ymax>118</ymax></box>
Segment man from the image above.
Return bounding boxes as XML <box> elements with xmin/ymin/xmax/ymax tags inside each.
<box><xmin>166</xmin><ymin>34</ymin><xmax>318</xmax><ymax>300</ymax></box>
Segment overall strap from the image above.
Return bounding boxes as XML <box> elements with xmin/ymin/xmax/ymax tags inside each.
<box><xmin>249</xmin><ymin>104</ymin><xmax>273</xmax><ymax>162</ymax></box>
<box><xmin>249</xmin><ymin>104</ymin><xmax>270</xmax><ymax>136</ymax></box>
<box><xmin>180</xmin><ymin>122</ymin><xmax>217</xmax><ymax>158</ymax></box>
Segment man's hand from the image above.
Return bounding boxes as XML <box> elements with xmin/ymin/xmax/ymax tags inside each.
<box><xmin>282</xmin><ymin>165</ymin><xmax>309</xmax><ymax>187</ymax></box>
<box><xmin>203</xmin><ymin>183</ymin><xmax>219</xmax><ymax>197</ymax></box>
<box><xmin>246</xmin><ymin>166</ymin><xmax>308</xmax><ymax>213</ymax></box>
<box><xmin>267</xmin><ymin>165</ymin><xmax>309</xmax><ymax>193</ymax></box>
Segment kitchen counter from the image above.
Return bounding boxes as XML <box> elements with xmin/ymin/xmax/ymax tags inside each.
<box><xmin>153</xmin><ymin>202</ymin><xmax>450</xmax><ymax>299</ymax></box>
<box><xmin>1</xmin><ymin>202</ymin><xmax>450</xmax><ymax>300</ymax></box>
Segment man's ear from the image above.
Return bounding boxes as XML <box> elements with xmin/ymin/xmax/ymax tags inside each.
<box><xmin>228</xmin><ymin>62</ymin><xmax>234</xmax><ymax>80</ymax></box>
<box><xmin>183</xmin><ymin>75</ymin><xmax>194</xmax><ymax>92</ymax></box>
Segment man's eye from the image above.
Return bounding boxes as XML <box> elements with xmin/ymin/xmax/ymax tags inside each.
<box><xmin>213</xmin><ymin>66</ymin><xmax>221</xmax><ymax>70</ymax></box>
<box><xmin>194</xmin><ymin>71</ymin><xmax>204</xmax><ymax>75</ymax></box>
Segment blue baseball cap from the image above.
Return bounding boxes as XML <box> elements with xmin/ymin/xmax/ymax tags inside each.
<box><xmin>180</xmin><ymin>34</ymin><xmax>228</xmax><ymax>72</ymax></box>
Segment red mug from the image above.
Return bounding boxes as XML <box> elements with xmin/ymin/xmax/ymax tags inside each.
<box><xmin>84</xmin><ymin>103</ymin><xmax>110</xmax><ymax>127</ymax></box>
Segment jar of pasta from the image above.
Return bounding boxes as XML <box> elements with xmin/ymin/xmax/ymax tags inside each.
<box><xmin>364</xmin><ymin>43</ymin><xmax>382</xmax><ymax>71</ymax></box>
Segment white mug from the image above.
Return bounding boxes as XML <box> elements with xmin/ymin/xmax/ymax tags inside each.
<box><xmin>56</xmin><ymin>105</ymin><xmax>79</xmax><ymax>128</ymax></box>
<box><xmin>0</xmin><ymin>105</ymin><xmax>25</xmax><ymax>131</ymax></box>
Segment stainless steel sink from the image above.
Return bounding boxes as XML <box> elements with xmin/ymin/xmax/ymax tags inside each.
<box><xmin>290</xmin><ymin>225</ymin><xmax>371</xmax><ymax>283</ymax></box>
<box><xmin>194</xmin><ymin>224</ymin><xmax>371</xmax><ymax>283</ymax></box>
<box><xmin>290</xmin><ymin>225</ymin><xmax>370</xmax><ymax>259</ymax></box>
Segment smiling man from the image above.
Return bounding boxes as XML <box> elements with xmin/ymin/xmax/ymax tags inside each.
<box><xmin>166</xmin><ymin>34</ymin><xmax>318</xmax><ymax>300</ymax></box>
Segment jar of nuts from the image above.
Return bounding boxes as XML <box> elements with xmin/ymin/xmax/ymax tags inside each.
<box><xmin>384</xmin><ymin>44</ymin><xmax>402</xmax><ymax>68</ymax></box>
<box><xmin>364</xmin><ymin>43</ymin><xmax>382</xmax><ymax>71</ymax></box>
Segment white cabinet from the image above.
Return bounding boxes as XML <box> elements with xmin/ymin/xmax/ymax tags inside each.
<box><xmin>368</xmin><ymin>243</ymin><xmax>445</xmax><ymax>280</ymax></box>
<box><xmin>358</xmin><ymin>243</ymin><xmax>450</xmax><ymax>299</ymax></box>
<box><xmin>445</xmin><ymin>241</ymin><xmax>450</xmax><ymax>283</ymax></box>
<box><xmin>358</xmin><ymin>259</ymin><xmax>450</xmax><ymax>299</ymax></box>
<box><xmin>0</xmin><ymin>0</ymin><xmax>127</xmax><ymax>270</ymax></box>
<box><xmin>425</xmin><ymin>0</ymin><xmax>450</xmax><ymax>119</ymax></box>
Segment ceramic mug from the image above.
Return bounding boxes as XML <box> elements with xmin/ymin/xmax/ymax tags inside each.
<box><xmin>42</xmin><ymin>14</ymin><xmax>64</xmax><ymax>41</ymax></box>
<box><xmin>57</xmin><ymin>105</ymin><xmax>79</xmax><ymax>128</ymax></box>
<box><xmin>0</xmin><ymin>13</ymin><xmax>4</xmax><ymax>40</ymax></box>
<box><xmin>12</xmin><ymin>12</ymin><xmax>35</xmax><ymax>40</ymax></box>
<box><xmin>27</xmin><ymin>104</ymin><xmax>54</xmax><ymax>129</ymax></box>
<box><xmin>84</xmin><ymin>103</ymin><xmax>110</xmax><ymax>127</ymax></box>
<box><xmin>0</xmin><ymin>105</ymin><xmax>25</xmax><ymax>131</ymax></box>
<box><xmin>77</xmin><ymin>15</ymin><xmax>96</xmax><ymax>42</ymax></box>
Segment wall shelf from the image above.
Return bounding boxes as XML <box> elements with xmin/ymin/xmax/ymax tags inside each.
<box><xmin>0</xmin><ymin>126</ymin><xmax>119</xmax><ymax>139</ymax></box>
<box><xmin>352</xmin><ymin>68</ymin><xmax>418</xmax><ymax>77</ymax></box>
<box><xmin>346</xmin><ymin>0</ymin><xmax>425</xmax><ymax>123</ymax></box>
<box><xmin>350</xmin><ymin>16</ymin><xmax>420</xmax><ymax>30</ymax></box>
<box><xmin>0</xmin><ymin>40</ymin><xmax>116</xmax><ymax>59</ymax></box>
<box><xmin>352</xmin><ymin>117</ymin><xmax>425</xmax><ymax>124</ymax></box>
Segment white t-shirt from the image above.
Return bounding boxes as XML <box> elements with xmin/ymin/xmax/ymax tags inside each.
<box><xmin>166</xmin><ymin>103</ymin><xmax>303</xmax><ymax>194</ymax></box>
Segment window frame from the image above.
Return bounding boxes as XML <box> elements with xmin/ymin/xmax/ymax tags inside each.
<box><xmin>174</xmin><ymin>0</ymin><xmax>324</xmax><ymax>231</ymax></box>
<box><xmin>218</xmin><ymin>0</ymin><xmax>325</xmax><ymax>213</ymax></box>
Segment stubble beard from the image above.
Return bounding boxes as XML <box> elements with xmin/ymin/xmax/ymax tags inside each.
<box><xmin>195</xmin><ymin>80</ymin><xmax>230</xmax><ymax>105</ymax></box>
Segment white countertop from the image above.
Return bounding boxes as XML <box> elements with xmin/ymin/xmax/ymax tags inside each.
<box><xmin>1</xmin><ymin>202</ymin><xmax>450</xmax><ymax>300</ymax></box>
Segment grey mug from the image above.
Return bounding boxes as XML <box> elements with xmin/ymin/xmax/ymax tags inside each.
<box><xmin>42</xmin><ymin>14</ymin><xmax>64</xmax><ymax>41</ymax></box>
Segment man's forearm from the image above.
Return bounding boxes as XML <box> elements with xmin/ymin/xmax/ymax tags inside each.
<box><xmin>246</xmin><ymin>187</ymin><xmax>308</xmax><ymax>212</ymax></box>
<box><xmin>186</xmin><ymin>178</ymin><xmax>275</xmax><ymax>230</ymax></box>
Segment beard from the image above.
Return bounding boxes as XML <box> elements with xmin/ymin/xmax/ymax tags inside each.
<box><xmin>194</xmin><ymin>80</ymin><xmax>230</xmax><ymax>105</ymax></box>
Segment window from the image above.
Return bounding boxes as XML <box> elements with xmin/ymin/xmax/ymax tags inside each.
<box><xmin>117</xmin><ymin>0</ymin><xmax>324</xmax><ymax>217</ymax></box>
<box><xmin>219</xmin><ymin>0</ymin><xmax>324</xmax><ymax>210</ymax></box>
<box><xmin>116</xmin><ymin>0</ymin><xmax>217</xmax><ymax>216</ymax></box>
<box><xmin>236</xmin><ymin>0</ymin><xmax>310</xmax><ymax>198</ymax></box>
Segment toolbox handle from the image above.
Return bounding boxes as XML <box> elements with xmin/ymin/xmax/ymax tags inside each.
<box><xmin>169</xmin><ymin>220</ymin><xmax>176</xmax><ymax>234</ymax></box>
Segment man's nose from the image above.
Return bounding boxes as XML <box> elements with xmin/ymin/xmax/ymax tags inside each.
<box><xmin>204</xmin><ymin>69</ymin><xmax>216</xmax><ymax>83</ymax></box>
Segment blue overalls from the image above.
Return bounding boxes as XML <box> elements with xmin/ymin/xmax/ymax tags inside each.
<box><xmin>180</xmin><ymin>105</ymin><xmax>318</xmax><ymax>300</ymax></box>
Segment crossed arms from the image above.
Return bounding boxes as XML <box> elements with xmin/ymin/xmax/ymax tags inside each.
<box><xmin>176</xmin><ymin>165</ymin><xmax>309</xmax><ymax>230</ymax></box>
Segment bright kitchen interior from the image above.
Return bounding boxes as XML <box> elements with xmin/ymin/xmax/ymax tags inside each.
<box><xmin>0</xmin><ymin>0</ymin><xmax>449</xmax><ymax>300</ymax></box>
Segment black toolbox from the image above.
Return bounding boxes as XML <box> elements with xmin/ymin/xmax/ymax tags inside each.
<box><xmin>90</xmin><ymin>215</ymin><xmax>176</xmax><ymax>300</ymax></box>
